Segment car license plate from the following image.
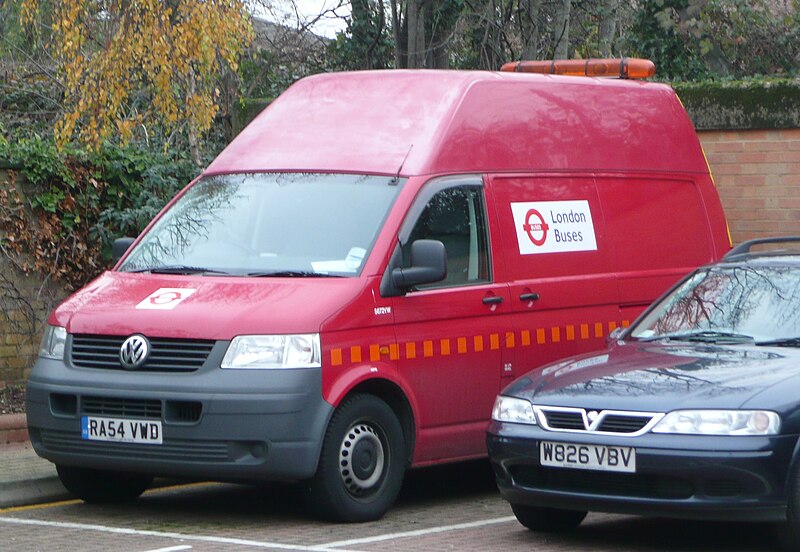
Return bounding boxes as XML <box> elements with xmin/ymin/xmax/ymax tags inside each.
<box><xmin>540</xmin><ymin>441</ymin><xmax>635</xmax><ymax>473</ymax></box>
<box><xmin>81</xmin><ymin>416</ymin><xmax>162</xmax><ymax>445</ymax></box>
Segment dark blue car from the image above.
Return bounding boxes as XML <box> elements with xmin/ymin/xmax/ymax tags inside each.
<box><xmin>487</xmin><ymin>237</ymin><xmax>800</xmax><ymax>548</ymax></box>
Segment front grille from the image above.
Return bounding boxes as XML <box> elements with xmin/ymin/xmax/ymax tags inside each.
<box><xmin>544</xmin><ymin>411</ymin><xmax>585</xmax><ymax>430</ymax></box>
<box><xmin>510</xmin><ymin>465</ymin><xmax>694</xmax><ymax>500</ymax></box>
<box><xmin>597</xmin><ymin>414</ymin><xmax>652</xmax><ymax>434</ymax></box>
<box><xmin>71</xmin><ymin>335</ymin><xmax>215</xmax><ymax>372</ymax></box>
<box><xmin>39</xmin><ymin>429</ymin><xmax>230</xmax><ymax>462</ymax></box>
<box><xmin>82</xmin><ymin>396</ymin><xmax>163</xmax><ymax>419</ymax></box>
<box><xmin>537</xmin><ymin>406</ymin><xmax>659</xmax><ymax>435</ymax></box>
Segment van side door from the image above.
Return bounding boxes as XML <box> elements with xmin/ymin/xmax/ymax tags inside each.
<box><xmin>386</xmin><ymin>177</ymin><xmax>512</xmax><ymax>464</ymax></box>
<box><xmin>489</xmin><ymin>175</ymin><xmax>620</xmax><ymax>383</ymax></box>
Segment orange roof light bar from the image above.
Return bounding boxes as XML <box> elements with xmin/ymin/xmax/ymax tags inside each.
<box><xmin>500</xmin><ymin>58</ymin><xmax>656</xmax><ymax>79</ymax></box>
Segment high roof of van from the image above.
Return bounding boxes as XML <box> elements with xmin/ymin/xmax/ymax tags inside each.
<box><xmin>205</xmin><ymin>70</ymin><xmax>708</xmax><ymax>177</ymax></box>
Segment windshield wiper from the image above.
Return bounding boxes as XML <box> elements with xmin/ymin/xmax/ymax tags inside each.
<box><xmin>641</xmin><ymin>330</ymin><xmax>754</xmax><ymax>343</ymax></box>
<box><xmin>245</xmin><ymin>270</ymin><xmax>341</xmax><ymax>278</ymax></box>
<box><xmin>124</xmin><ymin>266</ymin><xmax>232</xmax><ymax>275</ymax></box>
<box><xmin>756</xmin><ymin>337</ymin><xmax>800</xmax><ymax>348</ymax></box>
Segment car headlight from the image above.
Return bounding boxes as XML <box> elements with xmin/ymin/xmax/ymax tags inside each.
<box><xmin>491</xmin><ymin>395</ymin><xmax>537</xmax><ymax>424</ymax></box>
<box><xmin>652</xmin><ymin>410</ymin><xmax>780</xmax><ymax>436</ymax></box>
<box><xmin>221</xmin><ymin>334</ymin><xmax>321</xmax><ymax>369</ymax></box>
<box><xmin>39</xmin><ymin>325</ymin><xmax>67</xmax><ymax>360</ymax></box>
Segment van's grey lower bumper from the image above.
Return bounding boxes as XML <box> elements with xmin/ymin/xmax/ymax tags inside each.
<box><xmin>26</xmin><ymin>358</ymin><xmax>332</xmax><ymax>483</ymax></box>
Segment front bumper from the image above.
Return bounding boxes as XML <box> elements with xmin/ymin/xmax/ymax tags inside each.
<box><xmin>487</xmin><ymin>421</ymin><xmax>799</xmax><ymax>523</ymax></box>
<box><xmin>27</xmin><ymin>355</ymin><xmax>333</xmax><ymax>483</ymax></box>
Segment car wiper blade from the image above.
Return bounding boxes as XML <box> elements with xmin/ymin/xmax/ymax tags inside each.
<box><xmin>642</xmin><ymin>330</ymin><xmax>754</xmax><ymax>343</ymax></box>
<box><xmin>245</xmin><ymin>270</ymin><xmax>341</xmax><ymax>278</ymax></box>
<box><xmin>756</xmin><ymin>337</ymin><xmax>800</xmax><ymax>348</ymax></box>
<box><xmin>124</xmin><ymin>266</ymin><xmax>232</xmax><ymax>275</ymax></box>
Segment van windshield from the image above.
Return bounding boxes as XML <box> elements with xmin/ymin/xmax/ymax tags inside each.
<box><xmin>118</xmin><ymin>173</ymin><xmax>403</xmax><ymax>277</ymax></box>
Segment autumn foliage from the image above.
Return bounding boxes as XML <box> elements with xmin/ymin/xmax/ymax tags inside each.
<box><xmin>20</xmin><ymin>0</ymin><xmax>253</xmax><ymax>154</ymax></box>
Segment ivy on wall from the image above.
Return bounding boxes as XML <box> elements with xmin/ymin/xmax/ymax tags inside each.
<box><xmin>0</xmin><ymin>137</ymin><xmax>200</xmax><ymax>290</ymax></box>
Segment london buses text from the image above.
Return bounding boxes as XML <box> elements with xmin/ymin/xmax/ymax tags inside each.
<box><xmin>550</xmin><ymin>209</ymin><xmax>586</xmax><ymax>243</ymax></box>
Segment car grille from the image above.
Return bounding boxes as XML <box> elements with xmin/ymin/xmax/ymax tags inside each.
<box><xmin>510</xmin><ymin>465</ymin><xmax>694</xmax><ymax>499</ymax></box>
<box><xmin>536</xmin><ymin>406</ymin><xmax>660</xmax><ymax>436</ymax></box>
<box><xmin>82</xmin><ymin>396</ymin><xmax>163</xmax><ymax>419</ymax></box>
<box><xmin>38</xmin><ymin>429</ymin><xmax>230</xmax><ymax>462</ymax></box>
<box><xmin>71</xmin><ymin>335</ymin><xmax>215</xmax><ymax>372</ymax></box>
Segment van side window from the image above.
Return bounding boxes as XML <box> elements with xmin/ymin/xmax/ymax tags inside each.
<box><xmin>404</xmin><ymin>187</ymin><xmax>491</xmax><ymax>287</ymax></box>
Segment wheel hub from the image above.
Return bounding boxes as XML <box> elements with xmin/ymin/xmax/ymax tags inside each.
<box><xmin>339</xmin><ymin>423</ymin><xmax>385</xmax><ymax>495</ymax></box>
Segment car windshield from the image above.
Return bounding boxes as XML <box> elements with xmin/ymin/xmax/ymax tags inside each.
<box><xmin>119</xmin><ymin>173</ymin><xmax>403</xmax><ymax>277</ymax></box>
<box><xmin>630</xmin><ymin>264</ymin><xmax>800</xmax><ymax>343</ymax></box>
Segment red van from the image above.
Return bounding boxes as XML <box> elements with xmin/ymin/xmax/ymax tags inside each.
<box><xmin>26</xmin><ymin>65</ymin><xmax>730</xmax><ymax>522</ymax></box>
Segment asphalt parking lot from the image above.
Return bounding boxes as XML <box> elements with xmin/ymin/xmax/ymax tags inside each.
<box><xmin>0</xmin><ymin>460</ymin><xmax>785</xmax><ymax>552</ymax></box>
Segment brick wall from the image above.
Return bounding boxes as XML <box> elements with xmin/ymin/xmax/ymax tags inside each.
<box><xmin>0</xmin><ymin>264</ymin><xmax>64</xmax><ymax>383</ymax></box>
<box><xmin>698</xmin><ymin>129</ymin><xmax>800</xmax><ymax>246</ymax></box>
<box><xmin>0</xmin><ymin>168</ymin><xmax>66</xmax><ymax>383</ymax></box>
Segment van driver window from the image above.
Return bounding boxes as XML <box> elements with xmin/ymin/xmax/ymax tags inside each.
<box><xmin>404</xmin><ymin>187</ymin><xmax>491</xmax><ymax>288</ymax></box>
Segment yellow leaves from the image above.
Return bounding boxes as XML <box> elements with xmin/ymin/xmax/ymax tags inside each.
<box><xmin>24</xmin><ymin>0</ymin><xmax>254</xmax><ymax>150</ymax></box>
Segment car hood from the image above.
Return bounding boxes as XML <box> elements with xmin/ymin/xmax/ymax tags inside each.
<box><xmin>503</xmin><ymin>341</ymin><xmax>800</xmax><ymax>411</ymax></box>
<box><xmin>52</xmin><ymin>271</ymin><xmax>366</xmax><ymax>340</ymax></box>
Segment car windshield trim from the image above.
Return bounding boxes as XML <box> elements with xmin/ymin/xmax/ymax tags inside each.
<box><xmin>756</xmin><ymin>337</ymin><xmax>800</xmax><ymax>347</ymax></box>
<box><xmin>638</xmin><ymin>330</ymin><xmax>755</xmax><ymax>343</ymax></box>
<box><xmin>125</xmin><ymin>265</ymin><xmax>234</xmax><ymax>276</ymax></box>
<box><xmin>244</xmin><ymin>270</ymin><xmax>343</xmax><ymax>278</ymax></box>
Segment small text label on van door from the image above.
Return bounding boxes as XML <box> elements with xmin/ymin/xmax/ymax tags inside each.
<box><xmin>511</xmin><ymin>200</ymin><xmax>597</xmax><ymax>255</ymax></box>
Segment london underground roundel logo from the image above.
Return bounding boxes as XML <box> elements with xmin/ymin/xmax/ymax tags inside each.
<box><xmin>523</xmin><ymin>209</ymin><xmax>549</xmax><ymax>246</ymax></box>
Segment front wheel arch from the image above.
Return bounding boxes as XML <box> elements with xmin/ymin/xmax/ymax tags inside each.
<box><xmin>345</xmin><ymin>379</ymin><xmax>415</xmax><ymax>465</ymax></box>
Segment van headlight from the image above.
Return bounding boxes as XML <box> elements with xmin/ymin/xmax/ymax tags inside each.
<box><xmin>652</xmin><ymin>410</ymin><xmax>780</xmax><ymax>435</ymax></box>
<box><xmin>221</xmin><ymin>334</ymin><xmax>321</xmax><ymax>369</ymax></box>
<box><xmin>491</xmin><ymin>396</ymin><xmax>537</xmax><ymax>424</ymax></box>
<box><xmin>39</xmin><ymin>325</ymin><xmax>67</xmax><ymax>360</ymax></box>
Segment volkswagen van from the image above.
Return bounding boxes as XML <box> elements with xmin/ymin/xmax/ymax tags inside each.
<box><xmin>27</xmin><ymin>61</ymin><xmax>730</xmax><ymax>521</ymax></box>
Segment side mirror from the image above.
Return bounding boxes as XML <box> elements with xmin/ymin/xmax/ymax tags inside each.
<box><xmin>391</xmin><ymin>239</ymin><xmax>447</xmax><ymax>289</ymax></box>
<box><xmin>606</xmin><ymin>326</ymin><xmax>626</xmax><ymax>346</ymax></box>
<box><xmin>112</xmin><ymin>237</ymin><xmax>136</xmax><ymax>263</ymax></box>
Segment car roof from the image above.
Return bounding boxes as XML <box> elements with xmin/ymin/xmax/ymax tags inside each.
<box><xmin>720</xmin><ymin>237</ymin><xmax>800</xmax><ymax>264</ymax></box>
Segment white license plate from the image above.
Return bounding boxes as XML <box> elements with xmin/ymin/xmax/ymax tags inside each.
<box><xmin>81</xmin><ymin>416</ymin><xmax>162</xmax><ymax>445</ymax></box>
<box><xmin>540</xmin><ymin>441</ymin><xmax>635</xmax><ymax>473</ymax></box>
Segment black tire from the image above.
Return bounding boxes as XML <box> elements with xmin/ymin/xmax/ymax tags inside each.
<box><xmin>778</xmin><ymin>463</ymin><xmax>800</xmax><ymax>550</ymax></box>
<box><xmin>56</xmin><ymin>465</ymin><xmax>153</xmax><ymax>504</ymax></box>
<box><xmin>307</xmin><ymin>394</ymin><xmax>406</xmax><ymax>522</ymax></box>
<box><xmin>511</xmin><ymin>503</ymin><xmax>587</xmax><ymax>533</ymax></box>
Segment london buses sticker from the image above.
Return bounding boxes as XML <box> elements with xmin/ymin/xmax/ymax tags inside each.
<box><xmin>136</xmin><ymin>288</ymin><xmax>197</xmax><ymax>310</ymax></box>
<box><xmin>511</xmin><ymin>200</ymin><xmax>597</xmax><ymax>255</ymax></box>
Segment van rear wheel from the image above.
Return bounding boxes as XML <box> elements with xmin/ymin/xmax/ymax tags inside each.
<box><xmin>56</xmin><ymin>465</ymin><xmax>153</xmax><ymax>503</ymax></box>
<box><xmin>307</xmin><ymin>394</ymin><xmax>406</xmax><ymax>522</ymax></box>
<box><xmin>511</xmin><ymin>503</ymin><xmax>587</xmax><ymax>532</ymax></box>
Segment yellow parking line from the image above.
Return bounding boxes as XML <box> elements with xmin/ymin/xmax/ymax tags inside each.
<box><xmin>0</xmin><ymin>481</ymin><xmax>217</xmax><ymax>514</ymax></box>
<box><xmin>0</xmin><ymin>498</ymin><xmax>81</xmax><ymax>514</ymax></box>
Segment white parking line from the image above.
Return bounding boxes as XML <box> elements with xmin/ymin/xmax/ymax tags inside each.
<box><xmin>0</xmin><ymin>517</ymin><xmax>363</xmax><ymax>552</ymax></box>
<box><xmin>141</xmin><ymin>546</ymin><xmax>192</xmax><ymax>552</ymax></box>
<box><xmin>315</xmin><ymin>516</ymin><xmax>517</xmax><ymax>548</ymax></box>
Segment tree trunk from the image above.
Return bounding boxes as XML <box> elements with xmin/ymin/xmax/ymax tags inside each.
<box><xmin>553</xmin><ymin>0</ymin><xmax>571</xmax><ymax>59</ymax></box>
<box><xmin>520</xmin><ymin>0</ymin><xmax>541</xmax><ymax>60</ymax></box>
<box><xmin>407</xmin><ymin>0</ymin><xmax>426</xmax><ymax>68</ymax></box>
<box><xmin>391</xmin><ymin>0</ymin><xmax>403</xmax><ymax>68</ymax></box>
<box><xmin>598</xmin><ymin>0</ymin><xmax>619</xmax><ymax>57</ymax></box>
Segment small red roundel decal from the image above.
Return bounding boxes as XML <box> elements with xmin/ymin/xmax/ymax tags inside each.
<box><xmin>523</xmin><ymin>209</ymin><xmax>549</xmax><ymax>246</ymax></box>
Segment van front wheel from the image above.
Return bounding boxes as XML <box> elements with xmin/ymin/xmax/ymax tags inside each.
<box><xmin>308</xmin><ymin>394</ymin><xmax>406</xmax><ymax>522</ymax></box>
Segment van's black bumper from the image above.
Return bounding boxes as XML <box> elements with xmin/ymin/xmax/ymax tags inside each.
<box><xmin>487</xmin><ymin>421</ymin><xmax>797</xmax><ymax>523</ymax></box>
<box><xmin>26</xmin><ymin>357</ymin><xmax>332</xmax><ymax>483</ymax></box>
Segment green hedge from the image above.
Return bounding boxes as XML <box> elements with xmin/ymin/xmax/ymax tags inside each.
<box><xmin>673</xmin><ymin>79</ymin><xmax>800</xmax><ymax>131</ymax></box>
